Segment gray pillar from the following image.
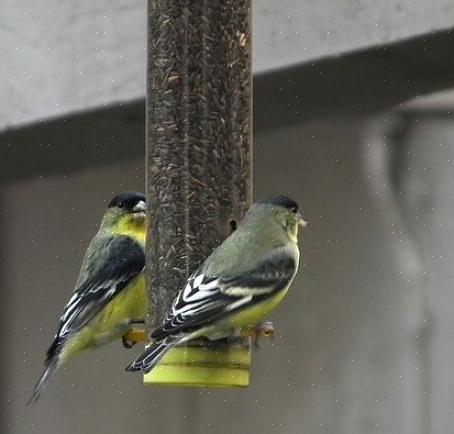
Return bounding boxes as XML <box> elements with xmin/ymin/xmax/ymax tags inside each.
<box><xmin>392</xmin><ymin>113</ymin><xmax>454</xmax><ymax>434</ymax></box>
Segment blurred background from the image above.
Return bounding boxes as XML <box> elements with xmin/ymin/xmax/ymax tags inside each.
<box><xmin>2</xmin><ymin>1</ymin><xmax>454</xmax><ymax>433</ymax></box>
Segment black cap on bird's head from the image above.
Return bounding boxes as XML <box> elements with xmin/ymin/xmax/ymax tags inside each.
<box><xmin>260</xmin><ymin>195</ymin><xmax>307</xmax><ymax>228</ymax></box>
<box><xmin>108</xmin><ymin>192</ymin><xmax>146</xmax><ymax>213</ymax></box>
<box><xmin>260</xmin><ymin>195</ymin><xmax>299</xmax><ymax>212</ymax></box>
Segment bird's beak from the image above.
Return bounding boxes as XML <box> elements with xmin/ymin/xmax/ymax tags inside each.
<box><xmin>133</xmin><ymin>200</ymin><xmax>146</xmax><ymax>213</ymax></box>
<box><xmin>297</xmin><ymin>213</ymin><xmax>308</xmax><ymax>229</ymax></box>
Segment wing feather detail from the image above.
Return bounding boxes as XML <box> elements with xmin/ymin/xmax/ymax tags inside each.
<box><xmin>55</xmin><ymin>236</ymin><xmax>145</xmax><ymax>340</ymax></box>
<box><xmin>151</xmin><ymin>252</ymin><xmax>297</xmax><ymax>340</ymax></box>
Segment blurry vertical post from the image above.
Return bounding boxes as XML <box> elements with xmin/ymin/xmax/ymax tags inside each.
<box><xmin>145</xmin><ymin>0</ymin><xmax>252</xmax><ymax>386</ymax></box>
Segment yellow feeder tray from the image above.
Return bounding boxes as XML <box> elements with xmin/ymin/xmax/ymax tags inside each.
<box><xmin>144</xmin><ymin>341</ymin><xmax>251</xmax><ymax>388</ymax></box>
<box><xmin>123</xmin><ymin>322</ymin><xmax>274</xmax><ymax>388</ymax></box>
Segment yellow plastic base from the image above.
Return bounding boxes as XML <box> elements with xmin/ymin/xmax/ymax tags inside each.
<box><xmin>143</xmin><ymin>341</ymin><xmax>251</xmax><ymax>388</ymax></box>
<box><xmin>123</xmin><ymin>322</ymin><xmax>276</xmax><ymax>388</ymax></box>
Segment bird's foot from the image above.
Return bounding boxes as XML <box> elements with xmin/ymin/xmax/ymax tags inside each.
<box><xmin>242</xmin><ymin>320</ymin><xmax>275</xmax><ymax>348</ymax></box>
<box><xmin>121</xmin><ymin>326</ymin><xmax>147</xmax><ymax>349</ymax></box>
<box><xmin>122</xmin><ymin>335</ymin><xmax>136</xmax><ymax>349</ymax></box>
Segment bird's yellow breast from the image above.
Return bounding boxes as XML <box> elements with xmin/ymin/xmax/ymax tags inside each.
<box><xmin>115</xmin><ymin>219</ymin><xmax>146</xmax><ymax>246</ymax></box>
<box><xmin>221</xmin><ymin>284</ymin><xmax>291</xmax><ymax>331</ymax></box>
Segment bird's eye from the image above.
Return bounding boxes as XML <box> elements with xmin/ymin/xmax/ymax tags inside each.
<box><xmin>118</xmin><ymin>202</ymin><xmax>124</xmax><ymax>209</ymax></box>
<box><xmin>291</xmin><ymin>206</ymin><xmax>298</xmax><ymax>213</ymax></box>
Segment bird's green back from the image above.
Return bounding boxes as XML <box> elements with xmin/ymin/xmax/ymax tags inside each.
<box><xmin>75</xmin><ymin>231</ymin><xmax>112</xmax><ymax>288</ymax></box>
<box><xmin>202</xmin><ymin>205</ymin><xmax>293</xmax><ymax>277</ymax></box>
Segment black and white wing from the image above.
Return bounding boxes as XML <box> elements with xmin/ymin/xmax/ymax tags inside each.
<box><xmin>50</xmin><ymin>235</ymin><xmax>144</xmax><ymax>350</ymax></box>
<box><xmin>151</xmin><ymin>253</ymin><xmax>297</xmax><ymax>340</ymax></box>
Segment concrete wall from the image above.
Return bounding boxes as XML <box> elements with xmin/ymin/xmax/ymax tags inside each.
<box><xmin>2</xmin><ymin>0</ymin><xmax>454</xmax><ymax>130</ymax></box>
<box><xmin>384</xmin><ymin>112</ymin><xmax>454</xmax><ymax>434</ymax></box>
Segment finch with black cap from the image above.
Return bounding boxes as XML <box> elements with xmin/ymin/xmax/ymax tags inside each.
<box><xmin>29</xmin><ymin>192</ymin><xmax>148</xmax><ymax>403</ymax></box>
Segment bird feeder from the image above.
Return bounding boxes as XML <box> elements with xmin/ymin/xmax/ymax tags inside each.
<box><xmin>141</xmin><ymin>0</ymin><xmax>254</xmax><ymax>387</ymax></box>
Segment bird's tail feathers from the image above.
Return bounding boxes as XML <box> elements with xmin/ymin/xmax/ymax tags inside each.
<box><xmin>27</xmin><ymin>335</ymin><xmax>65</xmax><ymax>405</ymax></box>
<box><xmin>27</xmin><ymin>357</ymin><xmax>59</xmax><ymax>405</ymax></box>
<box><xmin>125</xmin><ymin>336</ymin><xmax>181</xmax><ymax>373</ymax></box>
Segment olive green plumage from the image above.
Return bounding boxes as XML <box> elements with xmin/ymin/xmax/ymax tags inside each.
<box><xmin>29</xmin><ymin>192</ymin><xmax>147</xmax><ymax>403</ymax></box>
<box><xmin>126</xmin><ymin>195</ymin><xmax>307</xmax><ymax>374</ymax></box>
<box><xmin>203</xmin><ymin>199</ymin><xmax>301</xmax><ymax>277</ymax></box>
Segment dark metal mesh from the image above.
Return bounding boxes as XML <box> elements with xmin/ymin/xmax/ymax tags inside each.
<box><xmin>146</xmin><ymin>0</ymin><xmax>252</xmax><ymax>329</ymax></box>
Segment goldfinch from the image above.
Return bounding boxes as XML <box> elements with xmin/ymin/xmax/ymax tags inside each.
<box><xmin>29</xmin><ymin>192</ymin><xmax>147</xmax><ymax>403</ymax></box>
<box><xmin>126</xmin><ymin>195</ymin><xmax>306</xmax><ymax>373</ymax></box>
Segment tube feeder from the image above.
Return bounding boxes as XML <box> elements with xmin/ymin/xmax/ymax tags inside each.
<box><xmin>144</xmin><ymin>0</ymin><xmax>253</xmax><ymax>387</ymax></box>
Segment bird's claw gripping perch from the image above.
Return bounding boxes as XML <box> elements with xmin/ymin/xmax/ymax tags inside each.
<box><xmin>122</xmin><ymin>328</ymin><xmax>147</xmax><ymax>349</ymax></box>
<box><xmin>243</xmin><ymin>320</ymin><xmax>275</xmax><ymax>348</ymax></box>
<box><xmin>121</xmin><ymin>321</ymin><xmax>275</xmax><ymax>349</ymax></box>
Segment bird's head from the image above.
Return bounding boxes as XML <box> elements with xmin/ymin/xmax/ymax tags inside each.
<box><xmin>254</xmin><ymin>195</ymin><xmax>307</xmax><ymax>244</ymax></box>
<box><xmin>102</xmin><ymin>192</ymin><xmax>146</xmax><ymax>233</ymax></box>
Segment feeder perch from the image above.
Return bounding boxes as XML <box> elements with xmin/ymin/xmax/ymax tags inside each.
<box><xmin>123</xmin><ymin>322</ymin><xmax>275</xmax><ymax>388</ymax></box>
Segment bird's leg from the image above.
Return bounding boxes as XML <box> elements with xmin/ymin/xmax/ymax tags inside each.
<box><xmin>121</xmin><ymin>320</ymin><xmax>147</xmax><ymax>349</ymax></box>
<box><xmin>242</xmin><ymin>320</ymin><xmax>275</xmax><ymax>348</ymax></box>
<box><xmin>122</xmin><ymin>335</ymin><xmax>136</xmax><ymax>349</ymax></box>
<box><xmin>253</xmin><ymin>320</ymin><xmax>275</xmax><ymax>348</ymax></box>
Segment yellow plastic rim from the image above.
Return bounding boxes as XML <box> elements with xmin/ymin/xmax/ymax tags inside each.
<box><xmin>143</xmin><ymin>342</ymin><xmax>251</xmax><ymax>388</ymax></box>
